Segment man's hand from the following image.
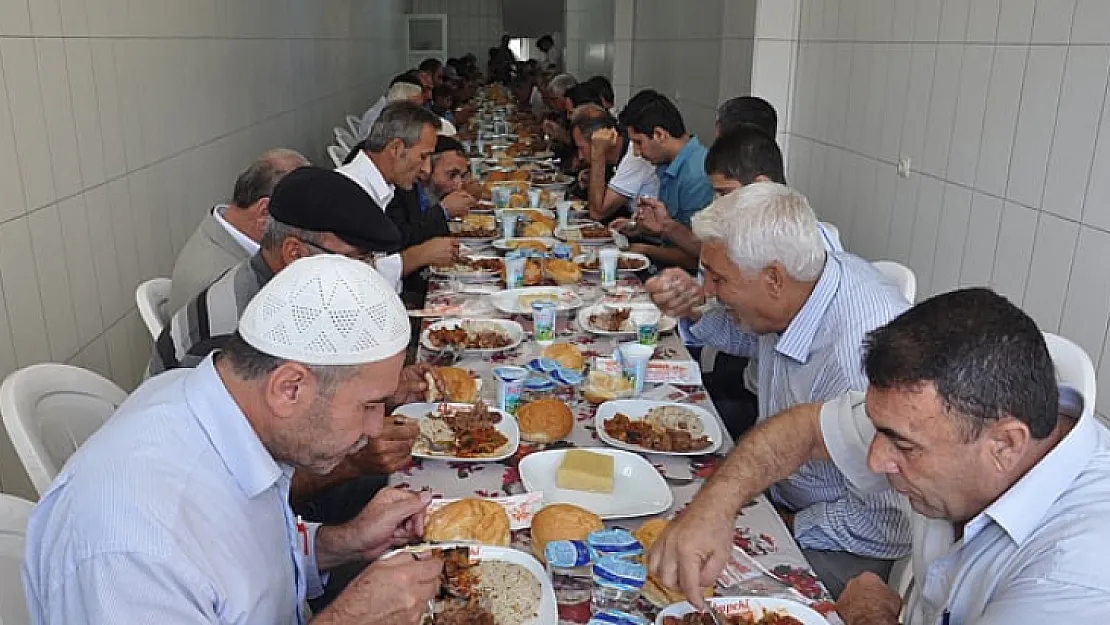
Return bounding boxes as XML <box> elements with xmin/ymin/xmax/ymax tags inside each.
<box><xmin>389</xmin><ymin>364</ymin><xmax>444</xmax><ymax>408</ymax></box>
<box><xmin>320</xmin><ymin>488</ymin><xmax>434</xmax><ymax>565</ymax></box>
<box><xmin>610</xmin><ymin>217</ymin><xmax>642</xmax><ymax>237</ymax></box>
<box><xmin>591</xmin><ymin>127</ymin><xmax>620</xmax><ymax>152</ymax></box>
<box><xmin>440</xmin><ymin>190</ymin><xmax>476</xmax><ymax>218</ymax></box>
<box><xmin>317</xmin><ymin>552</ymin><xmax>442</xmax><ymax>625</ymax></box>
<box><xmin>464</xmin><ymin>179</ymin><xmax>484</xmax><ymax>199</ymax></box>
<box><xmin>837</xmin><ymin>572</ymin><xmax>902</xmax><ymax>625</ymax></box>
<box><xmin>647</xmin><ymin>499</ymin><xmax>736</xmax><ymax>609</ymax></box>
<box><xmin>645</xmin><ymin>267</ymin><xmax>707</xmax><ymax>320</ymax></box>
<box><xmin>542</xmin><ymin>119</ymin><xmax>569</xmax><ymax>144</ymax></box>
<box><xmin>350</xmin><ymin>418</ymin><xmax>418</xmax><ymax>475</ymax></box>
<box><xmin>416</xmin><ymin>237</ymin><xmax>459</xmax><ymax>268</ymax></box>
<box><xmin>577</xmin><ymin>167</ymin><xmax>590</xmax><ymax>190</ymax></box>
<box><xmin>635</xmin><ymin>197</ymin><xmax>674</xmax><ymax>236</ymax></box>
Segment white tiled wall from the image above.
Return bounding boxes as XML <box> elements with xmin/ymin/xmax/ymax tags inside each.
<box><xmin>564</xmin><ymin>0</ymin><xmax>615</xmax><ymax>82</ymax></box>
<box><xmin>0</xmin><ymin>0</ymin><xmax>407</xmax><ymax>496</ymax></box>
<box><xmin>784</xmin><ymin>0</ymin><xmax>1110</xmax><ymax>418</ymax></box>
<box><xmin>408</xmin><ymin>0</ymin><xmax>503</xmax><ymax>59</ymax></box>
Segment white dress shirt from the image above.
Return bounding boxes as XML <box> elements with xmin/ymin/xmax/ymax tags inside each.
<box><xmin>821</xmin><ymin>386</ymin><xmax>1110</xmax><ymax>624</ymax></box>
<box><xmin>212</xmin><ymin>205</ymin><xmax>260</xmax><ymax>254</ymax></box>
<box><xmin>23</xmin><ymin>357</ymin><xmax>326</xmax><ymax>625</ymax></box>
<box><xmin>335</xmin><ymin>151</ymin><xmax>404</xmax><ymax>291</ymax></box>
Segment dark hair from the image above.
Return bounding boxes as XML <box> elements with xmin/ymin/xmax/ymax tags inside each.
<box><xmin>433</xmin><ymin>135</ymin><xmax>465</xmax><ymax>156</ymax></box>
<box><xmin>389</xmin><ymin>71</ymin><xmax>423</xmax><ymax>88</ymax></box>
<box><xmin>584</xmin><ymin>76</ymin><xmax>614</xmax><ymax>105</ymax></box>
<box><xmin>566</xmin><ymin>83</ymin><xmax>604</xmax><ymax>108</ymax></box>
<box><xmin>570</xmin><ymin>104</ymin><xmax>617</xmax><ymax>141</ymax></box>
<box><xmin>537</xmin><ymin>35</ymin><xmax>554</xmax><ymax>48</ymax></box>
<box><xmin>717</xmin><ymin>96</ymin><xmax>778</xmax><ymax>137</ymax></box>
<box><xmin>863</xmin><ymin>288</ymin><xmax>1058</xmax><ymax>441</ymax></box>
<box><xmin>704</xmin><ymin>127</ymin><xmax>786</xmax><ymax>185</ymax></box>
<box><xmin>619</xmin><ymin>89</ymin><xmax>686</xmax><ymax>138</ymax></box>
<box><xmin>232</xmin><ymin>149</ymin><xmax>306</xmax><ymax>208</ymax></box>
<box><xmin>419</xmin><ymin>58</ymin><xmax>443</xmax><ymax>73</ymax></box>
<box><xmin>432</xmin><ymin>84</ymin><xmax>453</xmax><ymax>101</ymax></box>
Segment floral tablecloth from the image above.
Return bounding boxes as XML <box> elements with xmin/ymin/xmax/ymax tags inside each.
<box><xmin>393</xmin><ymin>273</ymin><xmax>835</xmax><ymax>620</ymax></box>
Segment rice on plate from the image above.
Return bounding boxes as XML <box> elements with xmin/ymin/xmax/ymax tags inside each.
<box><xmin>644</xmin><ymin>405</ymin><xmax>704</xmax><ymax>437</ymax></box>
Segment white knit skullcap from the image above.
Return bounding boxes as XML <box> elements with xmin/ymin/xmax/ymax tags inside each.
<box><xmin>238</xmin><ymin>254</ymin><xmax>411</xmax><ymax>366</ymax></box>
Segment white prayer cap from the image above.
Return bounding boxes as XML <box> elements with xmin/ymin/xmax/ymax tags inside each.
<box><xmin>238</xmin><ymin>255</ymin><xmax>410</xmax><ymax>366</ymax></box>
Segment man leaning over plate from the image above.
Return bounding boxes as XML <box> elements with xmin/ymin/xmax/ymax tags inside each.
<box><xmin>648</xmin><ymin>288</ymin><xmax>1110</xmax><ymax>624</ymax></box>
<box><xmin>24</xmin><ymin>255</ymin><xmax>442</xmax><ymax>625</ymax></box>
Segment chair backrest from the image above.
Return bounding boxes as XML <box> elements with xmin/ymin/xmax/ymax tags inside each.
<box><xmin>871</xmin><ymin>260</ymin><xmax>917</xmax><ymax>303</ymax></box>
<box><xmin>1044</xmin><ymin>332</ymin><xmax>1097</xmax><ymax>419</ymax></box>
<box><xmin>0</xmin><ymin>364</ymin><xmax>127</xmax><ymax>495</ymax></box>
<box><xmin>327</xmin><ymin>145</ymin><xmax>346</xmax><ymax>168</ymax></box>
<box><xmin>0</xmin><ymin>494</ymin><xmax>34</xmax><ymax>625</ymax></box>
<box><xmin>135</xmin><ymin>278</ymin><xmax>172</xmax><ymax>338</ymax></box>
<box><xmin>333</xmin><ymin>126</ymin><xmax>356</xmax><ymax>152</ymax></box>
<box><xmin>345</xmin><ymin>114</ymin><xmax>363</xmax><ymax>140</ymax></box>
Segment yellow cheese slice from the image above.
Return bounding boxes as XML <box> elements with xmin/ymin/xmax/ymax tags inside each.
<box><xmin>556</xmin><ymin>449</ymin><xmax>614</xmax><ymax>493</ymax></box>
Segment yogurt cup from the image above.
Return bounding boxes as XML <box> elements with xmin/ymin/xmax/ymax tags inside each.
<box><xmin>630</xmin><ymin>308</ymin><xmax>661</xmax><ymax>346</ymax></box>
<box><xmin>504</xmin><ymin>252</ymin><xmax>527</xmax><ymax>288</ymax></box>
<box><xmin>532</xmin><ymin>300</ymin><xmax>557</xmax><ymax>345</ymax></box>
<box><xmin>615</xmin><ymin>342</ymin><xmax>654</xmax><ymax>396</ymax></box>
<box><xmin>493</xmin><ymin>366</ymin><xmax>528</xmax><ymax>414</ymax></box>
<box><xmin>598</xmin><ymin>247</ymin><xmax>620</xmax><ymax>288</ymax></box>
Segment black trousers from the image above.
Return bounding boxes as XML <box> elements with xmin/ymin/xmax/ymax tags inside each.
<box><xmin>697</xmin><ymin>350</ymin><xmax>760</xmax><ymax>440</ymax></box>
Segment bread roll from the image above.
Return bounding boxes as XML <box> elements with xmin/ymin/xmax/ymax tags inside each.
<box><xmin>530</xmin><ymin>503</ymin><xmax>603</xmax><ymax>560</ymax></box>
<box><xmin>523</xmin><ymin>221</ymin><xmax>554</xmax><ymax>238</ymax></box>
<box><xmin>517</xmin><ymin>399</ymin><xmax>574</xmax><ymax>443</ymax></box>
<box><xmin>543</xmin><ymin>343</ymin><xmax>585</xmax><ymax>370</ymax></box>
<box><xmin>583</xmin><ymin>371</ymin><xmax>633</xmax><ymax>404</ymax></box>
<box><xmin>424</xmin><ymin>499</ymin><xmax>511</xmax><ymax>546</ymax></box>
<box><xmin>630</xmin><ymin>518</ymin><xmax>714</xmax><ymax>606</ymax></box>
<box><xmin>424</xmin><ymin>367</ymin><xmax>479</xmax><ymax>403</ymax></box>
<box><xmin>544</xmin><ymin>258</ymin><xmax>581</xmax><ymax>284</ymax></box>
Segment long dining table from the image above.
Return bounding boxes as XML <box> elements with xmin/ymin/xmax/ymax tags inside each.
<box><xmin>392</xmin><ymin>269</ymin><xmax>837</xmax><ymax>622</ymax></box>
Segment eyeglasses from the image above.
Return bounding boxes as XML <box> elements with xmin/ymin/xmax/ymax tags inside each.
<box><xmin>295</xmin><ymin>237</ymin><xmax>386</xmax><ymax>265</ymax></box>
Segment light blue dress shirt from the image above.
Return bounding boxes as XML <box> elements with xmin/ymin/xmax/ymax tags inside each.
<box><xmin>655</xmin><ymin>136</ymin><xmax>714</xmax><ymax>227</ymax></box>
<box><xmin>685</xmin><ymin>253</ymin><xmax>913</xmax><ymax>559</ymax></box>
<box><xmin>23</xmin><ymin>356</ymin><xmax>326</xmax><ymax>625</ymax></box>
<box><xmin>822</xmin><ymin>386</ymin><xmax>1110</xmax><ymax>624</ymax></box>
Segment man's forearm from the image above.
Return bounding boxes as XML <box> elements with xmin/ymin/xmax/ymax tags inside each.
<box><xmin>661</xmin><ymin>220</ymin><xmax>702</xmax><ymax>258</ymax></box>
<box><xmin>588</xmin><ymin>145</ymin><xmax>609</xmax><ymax>220</ymax></box>
<box><xmin>400</xmin><ymin>246</ymin><xmax>425</xmax><ymax>277</ymax></box>
<box><xmin>695</xmin><ymin>402</ymin><xmax>829</xmax><ymax>517</ymax></box>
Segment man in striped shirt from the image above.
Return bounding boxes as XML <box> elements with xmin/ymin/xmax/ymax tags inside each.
<box><xmin>649</xmin><ymin>182</ymin><xmax>911</xmax><ymax>596</ymax></box>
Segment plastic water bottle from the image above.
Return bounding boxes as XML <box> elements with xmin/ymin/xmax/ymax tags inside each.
<box><xmin>545</xmin><ymin>540</ymin><xmax>594</xmax><ymax>623</ymax></box>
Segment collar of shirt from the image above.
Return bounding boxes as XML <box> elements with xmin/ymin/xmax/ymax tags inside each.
<box><xmin>182</xmin><ymin>355</ymin><xmax>287</xmax><ymax>498</ymax></box>
<box><xmin>964</xmin><ymin>385</ymin><xmax>1097</xmax><ymax>546</ymax></box>
<box><xmin>774</xmin><ymin>253</ymin><xmax>840</xmax><ymax>364</ymax></box>
<box><xmin>212</xmin><ymin>204</ymin><xmax>261</xmax><ymax>255</ymax></box>
<box><xmin>336</xmin><ymin>150</ymin><xmax>394</xmax><ymax>210</ymax></box>
<box><xmin>660</xmin><ymin>136</ymin><xmax>703</xmax><ymax>179</ymax></box>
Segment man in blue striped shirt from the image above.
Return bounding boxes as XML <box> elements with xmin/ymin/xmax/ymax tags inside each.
<box><xmin>649</xmin><ymin>182</ymin><xmax>911</xmax><ymax>596</ymax></box>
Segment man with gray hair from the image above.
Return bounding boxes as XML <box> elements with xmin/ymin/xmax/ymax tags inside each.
<box><xmin>646</xmin><ymin>182</ymin><xmax>912</xmax><ymax>595</ymax></box>
<box><xmin>168</xmin><ymin>148</ymin><xmax>308</xmax><ymax>313</ymax></box>
<box><xmin>338</xmin><ymin>101</ymin><xmax>458</xmax><ymax>297</ymax></box>
<box><xmin>28</xmin><ymin>254</ymin><xmax>445</xmax><ymax>624</ymax></box>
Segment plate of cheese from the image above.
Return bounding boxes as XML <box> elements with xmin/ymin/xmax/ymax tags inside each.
<box><xmin>518</xmin><ymin>448</ymin><xmax>673</xmax><ymax>519</ymax></box>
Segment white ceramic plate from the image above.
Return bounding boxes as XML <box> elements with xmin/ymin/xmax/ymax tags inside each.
<box><xmin>492</xmin><ymin>237</ymin><xmax>559</xmax><ymax>253</ymax></box>
<box><xmin>392</xmin><ymin>402</ymin><xmax>520</xmax><ymax>462</ymax></box>
<box><xmin>488</xmin><ymin>287</ymin><xmax>584</xmax><ymax>314</ymax></box>
<box><xmin>556</xmin><ymin>225</ymin><xmax>614</xmax><ymax>246</ymax></box>
<box><xmin>575</xmin><ymin>252</ymin><xmax>651</xmax><ymax>275</ymax></box>
<box><xmin>518</xmin><ymin>448</ymin><xmax>673</xmax><ymax>519</ymax></box>
<box><xmin>429</xmin><ymin>256</ymin><xmax>503</xmax><ymax>281</ymax></box>
<box><xmin>576</xmin><ymin>304</ymin><xmax>677</xmax><ymax>337</ymax></box>
<box><xmin>496</xmin><ymin>207</ymin><xmax>556</xmax><ymax>220</ymax></box>
<box><xmin>420</xmin><ymin>318</ymin><xmax>525</xmax><ymax>353</ymax></box>
<box><xmin>595</xmin><ymin>400</ymin><xmax>722</xmax><ymax>456</ymax></box>
<box><xmin>385</xmin><ymin>543</ymin><xmax>557</xmax><ymax>625</ymax></box>
<box><xmin>655</xmin><ymin>596</ymin><xmax>828</xmax><ymax>625</ymax></box>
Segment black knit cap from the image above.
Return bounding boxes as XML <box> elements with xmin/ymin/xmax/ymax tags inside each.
<box><xmin>268</xmin><ymin>166</ymin><xmax>402</xmax><ymax>253</ymax></box>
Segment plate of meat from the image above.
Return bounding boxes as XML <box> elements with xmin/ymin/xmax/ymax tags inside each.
<box><xmin>575</xmin><ymin>252</ymin><xmax>651</xmax><ymax>274</ymax></box>
<box><xmin>596</xmin><ymin>400</ymin><xmax>721</xmax><ymax>456</ymax></box>
<box><xmin>556</xmin><ymin>223</ymin><xmax>613</xmax><ymax>245</ymax></box>
<box><xmin>385</xmin><ymin>545</ymin><xmax>557</xmax><ymax>625</ymax></box>
<box><xmin>656</xmin><ymin>597</ymin><xmax>826</xmax><ymax>625</ymax></box>
<box><xmin>431</xmin><ymin>256</ymin><xmax>505</xmax><ymax>281</ymax></box>
<box><xmin>394</xmin><ymin>402</ymin><xmax>520</xmax><ymax>462</ymax></box>
<box><xmin>422</xmin><ymin>318</ymin><xmax>525</xmax><ymax>353</ymax></box>
<box><xmin>577</xmin><ymin>304</ymin><xmax>676</xmax><ymax>336</ymax></box>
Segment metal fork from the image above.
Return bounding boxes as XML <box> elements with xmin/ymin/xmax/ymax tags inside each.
<box><xmin>704</xmin><ymin>606</ymin><xmax>726</xmax><ymax>625</ymax></box>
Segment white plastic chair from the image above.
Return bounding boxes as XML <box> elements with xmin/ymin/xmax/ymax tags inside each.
<box><xmin>872</xmin><ymin>260</ymin><xmax>917</xmax><ymax>303</ymax></box>
<box><xmin>333</xmin><ymin>126</ymin><xmax>356</xmax><ymax>152</ymax></box>
<box><xmin>135</xmin><ymin>278</ymin><xmax>172</xmax><ymax>339</ymax></box>
<box><xmin>0</xmin><ymin>494</ymin><xmax>34</xmax><ymax>625</ymax></box>
<box><xmin>327</xmin><ymin>145</ymin><xmax>346</xmax><ymax>168</ymax></box>
<box><xmin>1044</xmin><ymin>332</ymin><xmax>1097</xmax><ymax>419</ymax></box>
<box><xmin>0</xmin><ymin>364</ymin><xmax>127</xmax><ymax>495</ymax></box>
<box><xmin>345</xmin><ymin>114</ymin><xmax>363</xmax><ymax>140</ymax></box>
